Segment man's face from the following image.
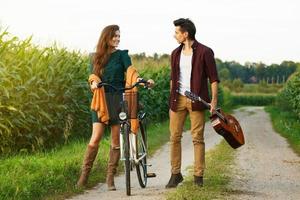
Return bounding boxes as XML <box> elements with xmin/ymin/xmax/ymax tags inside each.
<box><xmin>174</xmin><ymin>26</ymin><xmax>188</xmax><ymax>44</ymax></box>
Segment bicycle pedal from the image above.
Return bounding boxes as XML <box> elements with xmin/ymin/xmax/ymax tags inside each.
<box><xmin>144</xmin><ymin>164</ymin><xmax>152</xmax><ymax>167</ymax></box>
<box><xmin>147</xmin><ymin>172</ymin><xmax>156</xmax><ymax>178</ymax></box>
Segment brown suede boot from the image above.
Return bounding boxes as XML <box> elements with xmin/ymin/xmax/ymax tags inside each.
<box><xmin>106</xmin><ymin>146</ymin><xmax>120</xmax><ymax>191</ymax></box>
<box><xmin>77</xmin><ymin>144</ymin><xmax>99</xmax><ymax>187</ymax></box>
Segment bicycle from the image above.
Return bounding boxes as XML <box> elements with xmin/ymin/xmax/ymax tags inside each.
<box><xmin>97</xmin><ymin>79</ymin><xmax>156</xmax><ymax>196</ymax></box>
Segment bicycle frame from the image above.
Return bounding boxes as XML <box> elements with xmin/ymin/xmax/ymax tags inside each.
<box><xmin>97</xmin><ymin>80</ymin><xmax>151</xmax><ymax>195</ymax></box>
<box><xmin>119</xmin><ymin>111</ymin><xmax>147</xmax><ymax>165</ymax></box>
<box><xmin>96</xmin><ymin>80</ymin><xmax>148</xmax><ymax>165</ymax></box>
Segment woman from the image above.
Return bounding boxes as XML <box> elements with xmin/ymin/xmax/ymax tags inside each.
<box><xmin>77</xmin><ymin>25</ymin><xmax>154</xmax><ymax>191</ymax></box>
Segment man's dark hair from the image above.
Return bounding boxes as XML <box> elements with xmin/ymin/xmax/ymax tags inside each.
<box><xmin>173</xmin><ymin>18</ymin><xmax>196</xmax><ymax>40</ymax></box>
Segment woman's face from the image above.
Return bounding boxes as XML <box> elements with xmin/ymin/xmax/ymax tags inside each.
<box><xmin>109</xmin><ymin>30</ymin><xmax>120</xmax><ymax>48</ymax></box>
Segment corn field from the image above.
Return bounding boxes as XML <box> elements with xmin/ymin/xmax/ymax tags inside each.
<box><xmin>0</xmin><ymin>30</ymin><xmax>172</xmax><ymax>155</ymax></box>
<box><xmin>0</xmin><ymin>30</ymin><xmax>91</xmax><ymax>154</ymax></box>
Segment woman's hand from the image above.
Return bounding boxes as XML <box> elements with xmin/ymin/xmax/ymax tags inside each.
<box><xmin>90</xmin><ymin>81</ymin><xmax>99</xmax><ymax>90</ymax></box>
<box><xmin>146</xmin><ymin>79</ymin><xmax>155</xmax><ymax>88</ymax></box>
<box><xmin>137</xmin><ymin>78</ymin><xmax>155</xmax><ymax>88</ymax></box>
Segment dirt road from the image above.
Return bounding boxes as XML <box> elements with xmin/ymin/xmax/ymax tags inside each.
<box><xmin>229</xmin><ymin>107</ymin><xmax>300</xmax><ymax>200</ymax></box>
<box><xmin>68</xmin><ymin>107</ymin><xmax>300</xmax><ymax>200</ymax></box>
<box><xmin>68</xmin><ymin>116</ymin><xmax>222</xmax><ymax>200</ymax></box>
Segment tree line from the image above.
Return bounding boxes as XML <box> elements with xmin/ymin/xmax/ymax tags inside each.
<box><xmin>131</xmin><ymin>53</ymin><xmax>299</xmax><ymax>84</ymax></box>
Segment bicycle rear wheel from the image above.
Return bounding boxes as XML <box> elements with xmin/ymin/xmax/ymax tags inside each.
<box><xmin>123</xmin><ymin>123</ymin><xmax>131</xmax><ymax>196</ymax></box>
<box><xmin>136</xmin><ymin>121</ymin><xmax>148</xmax><ymax>188</ymax></box>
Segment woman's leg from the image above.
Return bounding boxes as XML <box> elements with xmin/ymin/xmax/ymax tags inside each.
<box><xmin>110</xmin><ymin>124</ymin><xmax>120</xmax><ymax>148</ymax></box>
<box><xmin>106</xmin><ymin>124</ymin><xmax>121</xmax><ymax>190</ymax></box>
<box><xmin>77</xmin><ymin>122</ymin><xmax>106</xmax><ymax>187</ymax></box>
<box><xmin>89</xmin><ymin>122</ymin><xmax>106</xmax><ymax>147</ymax></box>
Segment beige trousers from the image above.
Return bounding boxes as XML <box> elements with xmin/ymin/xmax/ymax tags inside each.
<box><xmin>169</xmin><ymin>94</ymin><xmax>205</xmax><ymax>176</ymax></box>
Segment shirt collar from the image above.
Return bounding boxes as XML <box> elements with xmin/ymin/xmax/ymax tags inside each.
<box><xmin>179</xmin><ymin>39</ymin><xmax>199</xmax><ymax>51</ymax></box>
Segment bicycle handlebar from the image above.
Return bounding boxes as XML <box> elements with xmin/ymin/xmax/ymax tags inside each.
<box><xmin>97</xmin><ymin>79</ymin><xmax>149</xmax><ymax>92</ymax></box>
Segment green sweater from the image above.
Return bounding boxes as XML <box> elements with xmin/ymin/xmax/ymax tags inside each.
<box><xmin>89</xmin><ymin>49</ymin><xmax>132</xmax><ymax>124</ymax></box>
<box><xmin>89</xmin><ymin>49</ymin><xmax>132</xmax><ymax>92</ymax></box>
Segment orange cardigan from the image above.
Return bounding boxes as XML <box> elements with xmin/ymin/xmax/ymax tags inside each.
<box><xmin>125</xmin><ymin>66</ymin><xmax>140</xmax><ymax>134</ymax></box>
<box><xmin>88</xmin><ymin>74</ymin><xmax>109</xmax><ymax>124</ymax></box>
<box><xmin>88</xmin><ymin>66</ymin><xmax>140</xmax><ymax>133</ymax></box>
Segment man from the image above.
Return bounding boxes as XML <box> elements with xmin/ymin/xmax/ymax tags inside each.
<box><xmin>166</xmin><ymin>18</ymin><xmax>219</xmax><ymax>188</ymax></box>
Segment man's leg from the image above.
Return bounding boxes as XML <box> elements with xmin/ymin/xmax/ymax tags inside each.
<box><xmin>188</xmin><ymin>100</ymin><xmax>205</xmax><ymax>186</ymax></box>
<box><xmin>166</xmin><ymin>95</ymin><xmax>187</xmax><ymax>188</ymax></box>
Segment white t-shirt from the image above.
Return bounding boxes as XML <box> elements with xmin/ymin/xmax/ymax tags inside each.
<box><xmin>178</xmin><ymin>51</ymin><xmax>193</xmax><ymax>96</ymax></box>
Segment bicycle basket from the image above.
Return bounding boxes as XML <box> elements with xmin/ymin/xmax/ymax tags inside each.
<box><xmin>122</xmin><ymin>92</ymin><xmax>139</xmax><ymax>119</ymax></box>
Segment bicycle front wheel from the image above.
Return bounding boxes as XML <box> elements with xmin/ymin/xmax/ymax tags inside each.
<box><xmin>136</xmin><ymin>121</ymin><xmax>148</xmax><ymax>188</ymax></box>
<box><xmin>123</xmin><ymin>123</ymin><xmax>131</xmax><ymax>196</ymax></box>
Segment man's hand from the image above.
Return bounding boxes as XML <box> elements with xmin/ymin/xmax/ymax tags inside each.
<box><xmin>209</xmin><ymin>99</ymin><xmax>217</xmax><ymax>114</ymax></box>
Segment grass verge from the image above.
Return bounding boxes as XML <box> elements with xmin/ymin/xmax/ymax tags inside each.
<box><xmin>265</xmin><ymin>106</ymin><xmax>300</xmax><ymax>156</ymax></box>
<box><xmin>165</xmin><ymin>140</ymin><xmax>235</xmax><ymax>200</ymax></box>
<box><xmin>0</xmin><ymin>120</ymin><xmax>170</xmax><ymax>200</ymax></box>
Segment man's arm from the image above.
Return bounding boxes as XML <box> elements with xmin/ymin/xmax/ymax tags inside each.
<box><xmin>210</xmin><ymin>81</ymin><xmax>218</xmax><ymax>113</ymax></box>
<box><xmin>203</xmin><ymin>48</ymin><xmax>219</xmax><ymax>113</ymax></box>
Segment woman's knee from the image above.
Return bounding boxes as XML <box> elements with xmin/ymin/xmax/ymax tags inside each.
<box><xmin>89</xmin><ymin>123</ymin><xmax>105</xmax><ymax>145</ymax></box>
<box><xmin>110</xmin><ymin>125</ymin><xmax>120</xmax><ymax>147</ymax></box>
<box><xmin>111</xmin><ymin>134</ymin><xmax>120</xmax><ymax>148</ymax></box>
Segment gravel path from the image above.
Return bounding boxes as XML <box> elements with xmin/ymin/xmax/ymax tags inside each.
<box><xmin>229</xmin><ymin>106</ymin><xmax>300</xmax><ymax>200</ymax></box>
<box><xmin>67</xmin><ymin>118</ymin><xmax>222</xmax><ymax>200</ymax></box>
<box><xmin>68</xmin><ymin>106</ymin><xmax>300</xmax><ymax>200</ymax></box>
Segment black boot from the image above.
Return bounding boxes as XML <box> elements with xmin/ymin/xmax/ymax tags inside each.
<box><xmin>194</xmin><ymin>175</ymin><xmax>203</xmax><ymax>186</ymax></box>
<box><xmin>165</xmin><ymin>173</ymin><xmax>183</xmax><ymax>188</ymax></box>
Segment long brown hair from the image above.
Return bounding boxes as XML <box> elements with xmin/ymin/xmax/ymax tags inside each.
<box><xmin>93</xmin><ymin>25</ymin><xmax>120</xmax><ymax>77</ymax></box>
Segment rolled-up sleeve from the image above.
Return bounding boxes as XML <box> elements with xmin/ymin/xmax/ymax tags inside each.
<box><xmin>204</xmin><ymin>48</ymin><xmax>220</xmax><ymax>83</ymax></box>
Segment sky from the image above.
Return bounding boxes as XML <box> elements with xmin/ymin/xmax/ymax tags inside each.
<box><xmin>0</xmin><ymin>0</ymin><xmax>299</xmax><ymax>65</ymax></box>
